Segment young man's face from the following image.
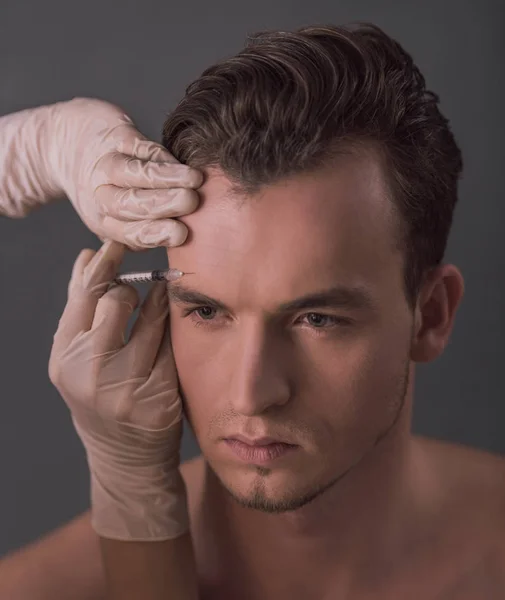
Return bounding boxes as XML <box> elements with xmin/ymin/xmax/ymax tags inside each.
<box><xmin>166</xmin><ymin>152</ymin><xmax>416</xmax><ymax>513</ymax></box>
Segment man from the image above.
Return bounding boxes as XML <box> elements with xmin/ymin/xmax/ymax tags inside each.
<box><xmin>160</xmin><ymin>23</ymin><xmax>505</xmax><ymax>596</ymax></box>
<box><xmin>2</xmin><ymin>22</ymin><xmax>505</xmax><ymax>599</ymax></box>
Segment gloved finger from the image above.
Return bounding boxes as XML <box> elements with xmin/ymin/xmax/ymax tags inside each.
<box><xmin>114</xmin><ymin>128</ymin><xmax>180</xmax><ymax>164</ymax></box>
<box><xmin>151</xmin><ymin>309</ymin><xmax>177</xmax><ymax>373</ymax></box>
<box><xmin>95</xmin><ymin>185</ymin><xmax>200</xmax><ymax>220</ymax></box>
<box><xmin>99</xmin><ymin>216</ymin><xmax>190</xmax><ymax>250</ymax></box>
<box><xmin>90</xmin><ymin>284</ymin><xmax>140</xmax><ymax>353</ymax></box>
<box><xmin>54</xmin><ymin>241</ymin><xmax>125</xmax><ymax>352</ymax></box>
<box><xmin>126</xmin><ymin>282</ymin><xmax>169</xmax><ymax>376</ymax></box>
<box><xmin>66</xmin><ymin>248</ymin><xmax>95</xmax><ymax>298</ymax></box>
<box><xmin>139</xmin><ymin>320</ymin><xmax>182</xmax><ymax>430</ymax></box>
<box><xmin>95</xmin><ymin>152</ymin><xmax>203</xmax><ymax>190</ymax></box>
<box><xmin>80</xmin><ymin>240</ymin><xmax>126</xmax><ymax>292</ymax></box>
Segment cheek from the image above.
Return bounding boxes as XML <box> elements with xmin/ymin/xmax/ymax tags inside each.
<box><xmin>170</xmin><ymin>313</ymin><xmax>204</xmax><ymax>394</ymax></box>
<box><xmin>169</xmin><ymin>313</ymin><xmax>226</xmax><ymax>432</ymax></box>
<box><xmin>170</xmin><ymin>312</ymin><xmax>207</xmax><ymax>369</ymax></box>
<box><xmin>300</xmin><ymin>331</ymin><xmax>409</xmax><ymax>438</ymax></box>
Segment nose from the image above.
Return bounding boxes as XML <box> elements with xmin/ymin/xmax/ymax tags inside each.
<box><xmin>227</xmin><ymin>323</ymin><xmax>293</xmax><ymax>416</ymax></box>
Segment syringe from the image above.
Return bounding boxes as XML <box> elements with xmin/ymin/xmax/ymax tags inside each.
<box><xmin>113</xmin><ymin>269</ymin><xmax>191</xmax><ymax>285</ymax></box>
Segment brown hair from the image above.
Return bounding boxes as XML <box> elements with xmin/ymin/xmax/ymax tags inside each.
<box><xmin>162</xmin><ymin>23</ymin><xmax>463</xmax><ymax>310</ymax></box>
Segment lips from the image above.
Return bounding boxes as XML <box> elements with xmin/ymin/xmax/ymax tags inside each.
<box><xmin>228</xmin><ymin>434</ymin><xmax>295</xmax><ymax>447</ymax></box>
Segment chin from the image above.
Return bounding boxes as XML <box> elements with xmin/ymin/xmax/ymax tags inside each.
<box><xmin>209</xmin><ymin>458</ymin><xmax>337</xmax><ymax>514</ymax></box>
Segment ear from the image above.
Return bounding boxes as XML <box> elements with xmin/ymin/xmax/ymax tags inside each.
<box><xmin>410</xmin><ymin>264</ymin><xmax>465</xmax><ymax>363</ymax></box>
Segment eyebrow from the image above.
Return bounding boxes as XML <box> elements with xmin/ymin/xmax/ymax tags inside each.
<box><xmin>167</xmin><ymin>282</ymin><xmax>378</xmax><ymax>314</ymax></box>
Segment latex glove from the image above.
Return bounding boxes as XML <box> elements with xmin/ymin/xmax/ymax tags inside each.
<box><xmin>49</xmin><ymin>240</ymin><xmax>188</xmax><ymax>540</ymax></box>
<box><xmin>0</xmin><ymin>98</ymin><xmax>203</xmax><ymax>249</ymax></box>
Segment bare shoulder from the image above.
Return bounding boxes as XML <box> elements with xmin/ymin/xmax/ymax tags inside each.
<box><xmin>414</xmin><ymin>435</ymin><xmax>505</xmax><ymax>583</ymax></box>
<box><xmin>414</xmin><ymin>434</ymin><xmax>505</xmax><ymax>493</ymax></box>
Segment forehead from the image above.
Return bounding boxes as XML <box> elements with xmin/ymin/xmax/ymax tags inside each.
<box><xmin>167</xmin><ymin>153</ymin><xmax>402</xmax><ymax>305</ymax></box>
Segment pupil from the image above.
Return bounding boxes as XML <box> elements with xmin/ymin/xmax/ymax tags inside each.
<box><xmin>309</xmin><ymin>313</ymin><xmax>324</xmax><ymax>326</ymax></box>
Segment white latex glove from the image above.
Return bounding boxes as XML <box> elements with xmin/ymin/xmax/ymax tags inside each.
<box><xmin>49</xmin><ymin>240</ymin><xmax>188</xmax><ymax>540</ymax></box>
<box><xmin>0</xmin><ymin>98</ymin><xmax>203</xmax><ymax>249</ymax></box>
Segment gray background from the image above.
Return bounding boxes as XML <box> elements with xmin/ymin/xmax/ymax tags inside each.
<box><xmin>0</xmin><ymin>0</ymin><xmax>503</xmax><ymax>555</ymax></box>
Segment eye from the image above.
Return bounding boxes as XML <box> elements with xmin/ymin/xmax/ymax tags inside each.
<box><xmin>300</xmin><ymin>313</ymin><xmax>350</xmax><ymax>329</ymax></box>
<box><xmin>182</xmin><ymin>307</ymin><xmax>352</xmax><ymax>333</ymax></box>
<box><xmin>192</xmin><ymin>306</ymin><xmax>216</xmax><ymax>320</ymax></box>
<box><xmin>183</xmin><ymin>306</ymin><xmax>221</xmax><ymax>327</ymax></box>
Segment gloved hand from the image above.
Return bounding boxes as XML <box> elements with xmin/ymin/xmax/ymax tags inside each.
<box><xmin>49</xmin><ymin>240</ymin><xmax>188</xmax><ymax>540</ymax></box>
<box><xmin>0</xmin><ymin>98</ymin><xmax>203</xmax><ymax>249</ymax></box>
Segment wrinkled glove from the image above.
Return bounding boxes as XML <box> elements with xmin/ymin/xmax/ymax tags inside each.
<box><xmin>49</xmin><ymin>240</ymin><xmax>188</xmax><ymax>540</ymax></box>
<box><xmin>0</xmin><ymin>98</ymin><xmax>202</xmax><ymax>249</ymax></box>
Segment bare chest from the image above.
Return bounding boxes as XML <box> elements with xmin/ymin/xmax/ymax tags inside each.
<box><xmin>194</xmin><ymin>533</ymin><xmax>505</xmax><ymax>600</ymax></box>
<box><xmin>198</xmin><ymin>562</ymin><xmax>505</xmax><ymax>600</ymax></box>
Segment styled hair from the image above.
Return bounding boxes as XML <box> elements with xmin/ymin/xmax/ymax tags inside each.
<box><xmin>162</xmin><ymin>23</ymin><xmax>463</xmax><ymax>310</ymax></box>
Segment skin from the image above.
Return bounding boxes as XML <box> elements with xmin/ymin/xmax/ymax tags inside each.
<box><xmin>165</xmin><ymin>151</ymin><xmax>504</xmax><ymax>598</ymax></box>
